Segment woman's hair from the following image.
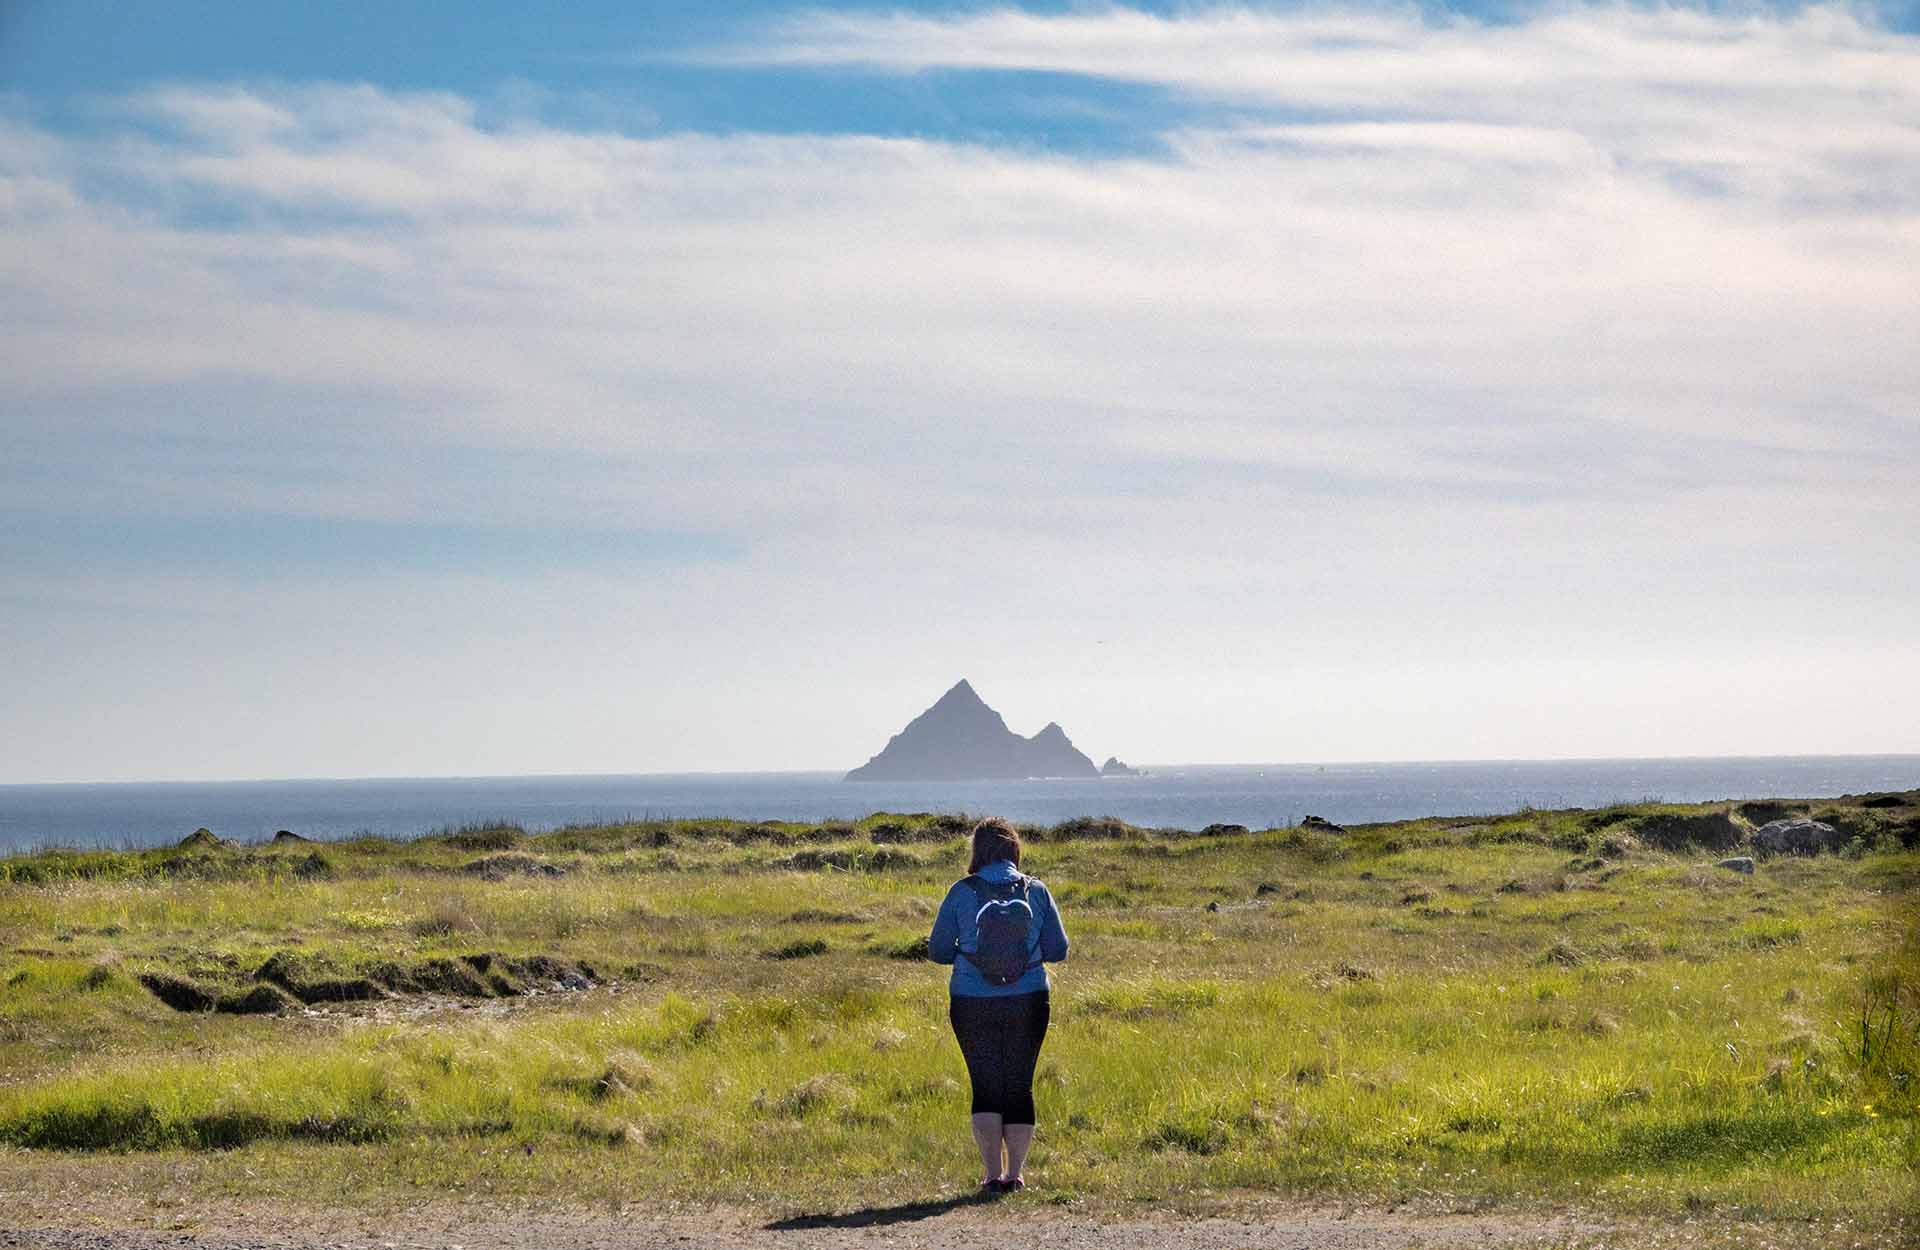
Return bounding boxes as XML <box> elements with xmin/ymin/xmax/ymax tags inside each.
<box><xmin>968</xmin><ymin>817</ymin><xmax>1023</xmax><ymax>874</ymax></box>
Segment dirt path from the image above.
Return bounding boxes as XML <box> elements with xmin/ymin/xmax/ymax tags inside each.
<box><xmin>0</xmin><ymin>1213</ymin><xmax>1596</xmax><ymax>1250</ymax></box>
<box><xmin>0</xmin><ymin>1201</ymin><xmax>1869</xmax><ymax>1250</ymax></box>
<box><xmin>1</xmin><ymin>1181</ymin><xmax>1896</xmax><ymax>1250</ymax></box>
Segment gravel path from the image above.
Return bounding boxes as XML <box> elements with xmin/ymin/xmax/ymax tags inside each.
<box><xmin>0</xmin><ymin>1205</ymin><xmax>1623</xmax><ymax>1250</ymax></box>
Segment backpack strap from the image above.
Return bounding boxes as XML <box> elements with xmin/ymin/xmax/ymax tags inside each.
<box><xmin>963</xmin><ymin>872</ymin><xmax>1028</xmax><ymax>902</ymax></box>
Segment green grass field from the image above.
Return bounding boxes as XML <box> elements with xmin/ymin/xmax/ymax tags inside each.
<box><xmin>1</xmin><ymin>796</ymin><xmax>1914</xmax><ymax>1238</ymax></box>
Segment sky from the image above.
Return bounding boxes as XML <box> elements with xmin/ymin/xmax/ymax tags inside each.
<box><xmin>2</xmin><ymin>1</ymin><xmax>1918</xmax><ymax>783</ymax></box>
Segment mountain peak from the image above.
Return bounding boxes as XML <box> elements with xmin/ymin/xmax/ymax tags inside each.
<box><xmin>845</xmin><ymin>684</ymin><xmax>1103</xmax><ymax>782</ymax></box>
<box><xmin>934</xmin><ymin>678</ymin><xmax>983</xmax><ymax>705</ymax></box>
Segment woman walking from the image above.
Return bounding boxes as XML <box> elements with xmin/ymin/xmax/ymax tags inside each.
<box><xmin>928</xmin><ymin>817</ymin><xmax>1069</xmax><ymax>1194</ymax></box>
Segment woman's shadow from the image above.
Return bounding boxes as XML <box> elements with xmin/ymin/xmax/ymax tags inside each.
<box><xmin>764</xmin><ymin>1189</ymin><xmax>1002</xmax><ymax>1230</ymax></box>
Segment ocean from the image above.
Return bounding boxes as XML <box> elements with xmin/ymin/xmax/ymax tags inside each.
<box><xmin>2</xmin><ymin>754</ymin><xmax>1916</xmax><ymax>855</ymax></box>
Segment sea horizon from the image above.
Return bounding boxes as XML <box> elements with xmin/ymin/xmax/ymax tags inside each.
<box><xmin>8</xmin><ymin>747</ymin><xmax>1919</xmax><ymax>791</ymax></box>
<box><xmin>5</xmin><ymin>752</ymin><xmax>1916</xmax><ymax>856</ymax></box>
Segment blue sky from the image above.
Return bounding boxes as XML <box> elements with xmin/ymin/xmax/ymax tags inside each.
<box><xmin>3</xmin><ymin>2</ymin><xmax>1918</xmax><ymax>782</ymax></box>
<box><xmin>2</xmin><ymin>2</ymin><xmax>1233</xmax><ymax>154</ymax></box>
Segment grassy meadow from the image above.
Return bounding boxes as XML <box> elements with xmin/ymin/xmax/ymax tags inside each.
<box><xmin>0</xmin><ymin>796</ymin><xmax>1915</xmax><ymax>1235</ymax></box>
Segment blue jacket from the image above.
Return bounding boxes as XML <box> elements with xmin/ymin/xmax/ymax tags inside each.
<box><xmin>928</xmin><ymin>859</ymin><xmax>1069</xmax><ymax>997</ymax></box>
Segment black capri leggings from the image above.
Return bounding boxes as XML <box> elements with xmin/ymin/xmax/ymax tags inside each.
<box><xmin>949</xmin><ymin>990</ymin><xmax>1050</xmax><ymax>1125</ymax></box>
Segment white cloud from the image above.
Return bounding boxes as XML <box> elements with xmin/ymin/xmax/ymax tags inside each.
<box><xmin>1</xmin><ymin>4</ymin><xmax>1917</xmax><ymax>779</ymax></box>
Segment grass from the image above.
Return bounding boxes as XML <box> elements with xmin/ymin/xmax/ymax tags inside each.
<box><xmin>0</xmin><ymin>798</ymin><xmax>1915</xmax><ymax>1237</ymax></box>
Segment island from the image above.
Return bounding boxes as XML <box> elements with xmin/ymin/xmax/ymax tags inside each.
<box><xmin>844</xmin><ymin>679</ymin><xmax>1104</xmax><ymax>781</ymax></box>
<box><xmin>1100</xmin><ymin>756</ymin><xmax>1143</xmax><ymax>777</ymax></box>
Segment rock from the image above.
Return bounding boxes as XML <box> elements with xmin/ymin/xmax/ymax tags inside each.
<box><xmin>176</xmin><ymin>827</ymin><xmax>227</xmax><ymax>849</ymax></box>
<box><xmin>1100</xmin><ymin>757</ymin><xmax>1142</xmax><ymax>777</ymax></box>
<box><xmin>1751</xmin><ymin>818</ymin><xmax>1844</xmax><ymax>857</ymax></box>
<box><xmin>1715</xmin><ymin>856</ymin><xmax>1756</xmax><ymax>874</ymax></box>
<box><xmin>845</xmin><ymin>679</ymin><xmax>1100</xmax><ymax>781</ymax></box>
<box><xmin>1301</xmin><ymin>815</ymin><xmax>1346</xmax><ymax>834</ymax></box>
<box><xmin>1200</xmin><ymin>823</ymin><xmax>1250</xmax><ymax>838</ymax></box>
<box><xmin>271</xmin><ymin>829</ymin><xmax>310</xmax><ymax>842</ymax></box>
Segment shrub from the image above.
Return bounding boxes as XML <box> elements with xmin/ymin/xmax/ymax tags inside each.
<box><xmin>439</xmin><ymin>823</ymin><xmax>525</xmax><ymax>852</ymax></box>
<box><xmin>1636</xmin><ymin>810</ymin><xmax>1743</xmax><ymax>852</ymax></box>
<box><xmin>1038</xmin><ymin>816</ymin><xmax>1141</xmax><ymax>842</ymax></box>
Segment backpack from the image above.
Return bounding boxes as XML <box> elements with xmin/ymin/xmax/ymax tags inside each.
<box><xmin>961</xmin><ymin>874</ymin><xmax>1040</xmax><ymax>986</ymax></box>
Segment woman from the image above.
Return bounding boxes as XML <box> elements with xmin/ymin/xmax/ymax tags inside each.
<box><xmin>927</xmin><ymin>817</ymin><xmax>1069</xmax><ymax>1194</ymax></box>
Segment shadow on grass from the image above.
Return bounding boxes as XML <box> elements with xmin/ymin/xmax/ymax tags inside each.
<box><xmin>765</xmin><ymin>1190</ymin><xmax>999</xmax><ymax>1230</ymax></box>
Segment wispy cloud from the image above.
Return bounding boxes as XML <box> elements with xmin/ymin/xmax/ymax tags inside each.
<box><xmin>1</xmin><ymin>4</ymin><xmax>1917</xmax><ymax>778</ymax></box>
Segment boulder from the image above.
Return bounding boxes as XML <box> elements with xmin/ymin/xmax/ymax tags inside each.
<box><xmin>1751</xmin><ymin>818</ymin><xmax>1843</xmax><ymax>857</ymax></box>
<box><xmin>176</xmin><ymin>828</ymin><xmax>227</xmax><ymax>849</ymax></box>
<box><xmin>1714</xmin><ymin>856</ymin><xmax>1756</xmax><ymax>874</ymax></box>
<box><xmin>1301</xmin><ymin>815</ymin><xmax>1347</xmax><ymax>834</ymax></box>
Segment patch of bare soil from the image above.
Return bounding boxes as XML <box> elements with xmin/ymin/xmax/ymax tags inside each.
<box><xmin>136</xmin><ymin>952</ymin><xmax>605</xmax><ymax>1017</ymax></box>
<box><xmin>289</xmin><ymin>979</ymin><xmax>650</xmax><ymax>1027</ymax></box>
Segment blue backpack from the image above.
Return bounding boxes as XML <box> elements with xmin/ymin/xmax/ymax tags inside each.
<box><xmin>962</xmin><ymin>874</ymin><xmax>1040</xmax><ymax>986</ymax></box>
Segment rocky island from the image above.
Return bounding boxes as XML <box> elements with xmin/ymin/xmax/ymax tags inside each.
<box><xmin>844</xmin><ymin>679</ymin><xmax>1104</xmax><ymax>781</ymax></box>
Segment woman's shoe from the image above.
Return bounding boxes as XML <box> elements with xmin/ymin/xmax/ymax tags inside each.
<box><xmin>1000</xmin><ymin>1176</ymin><xmax>1026</xmax><ymax>1193</ymax></box>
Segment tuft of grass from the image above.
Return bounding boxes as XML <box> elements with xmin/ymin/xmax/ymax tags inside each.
<box><xmin>593</xmin><ymin>1051</ymin><xmax>658</xmax><ymax>1099</ymax></box>
<box><xmin>754</xmin><ymin>1074</ymin><xmax>850</xmax><ymax>1118</ymax></box>
<box><xmin>1142</xmin><ymin>1117</ymin><xmax>1230</xmax><ymax>1155</ymax></box>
